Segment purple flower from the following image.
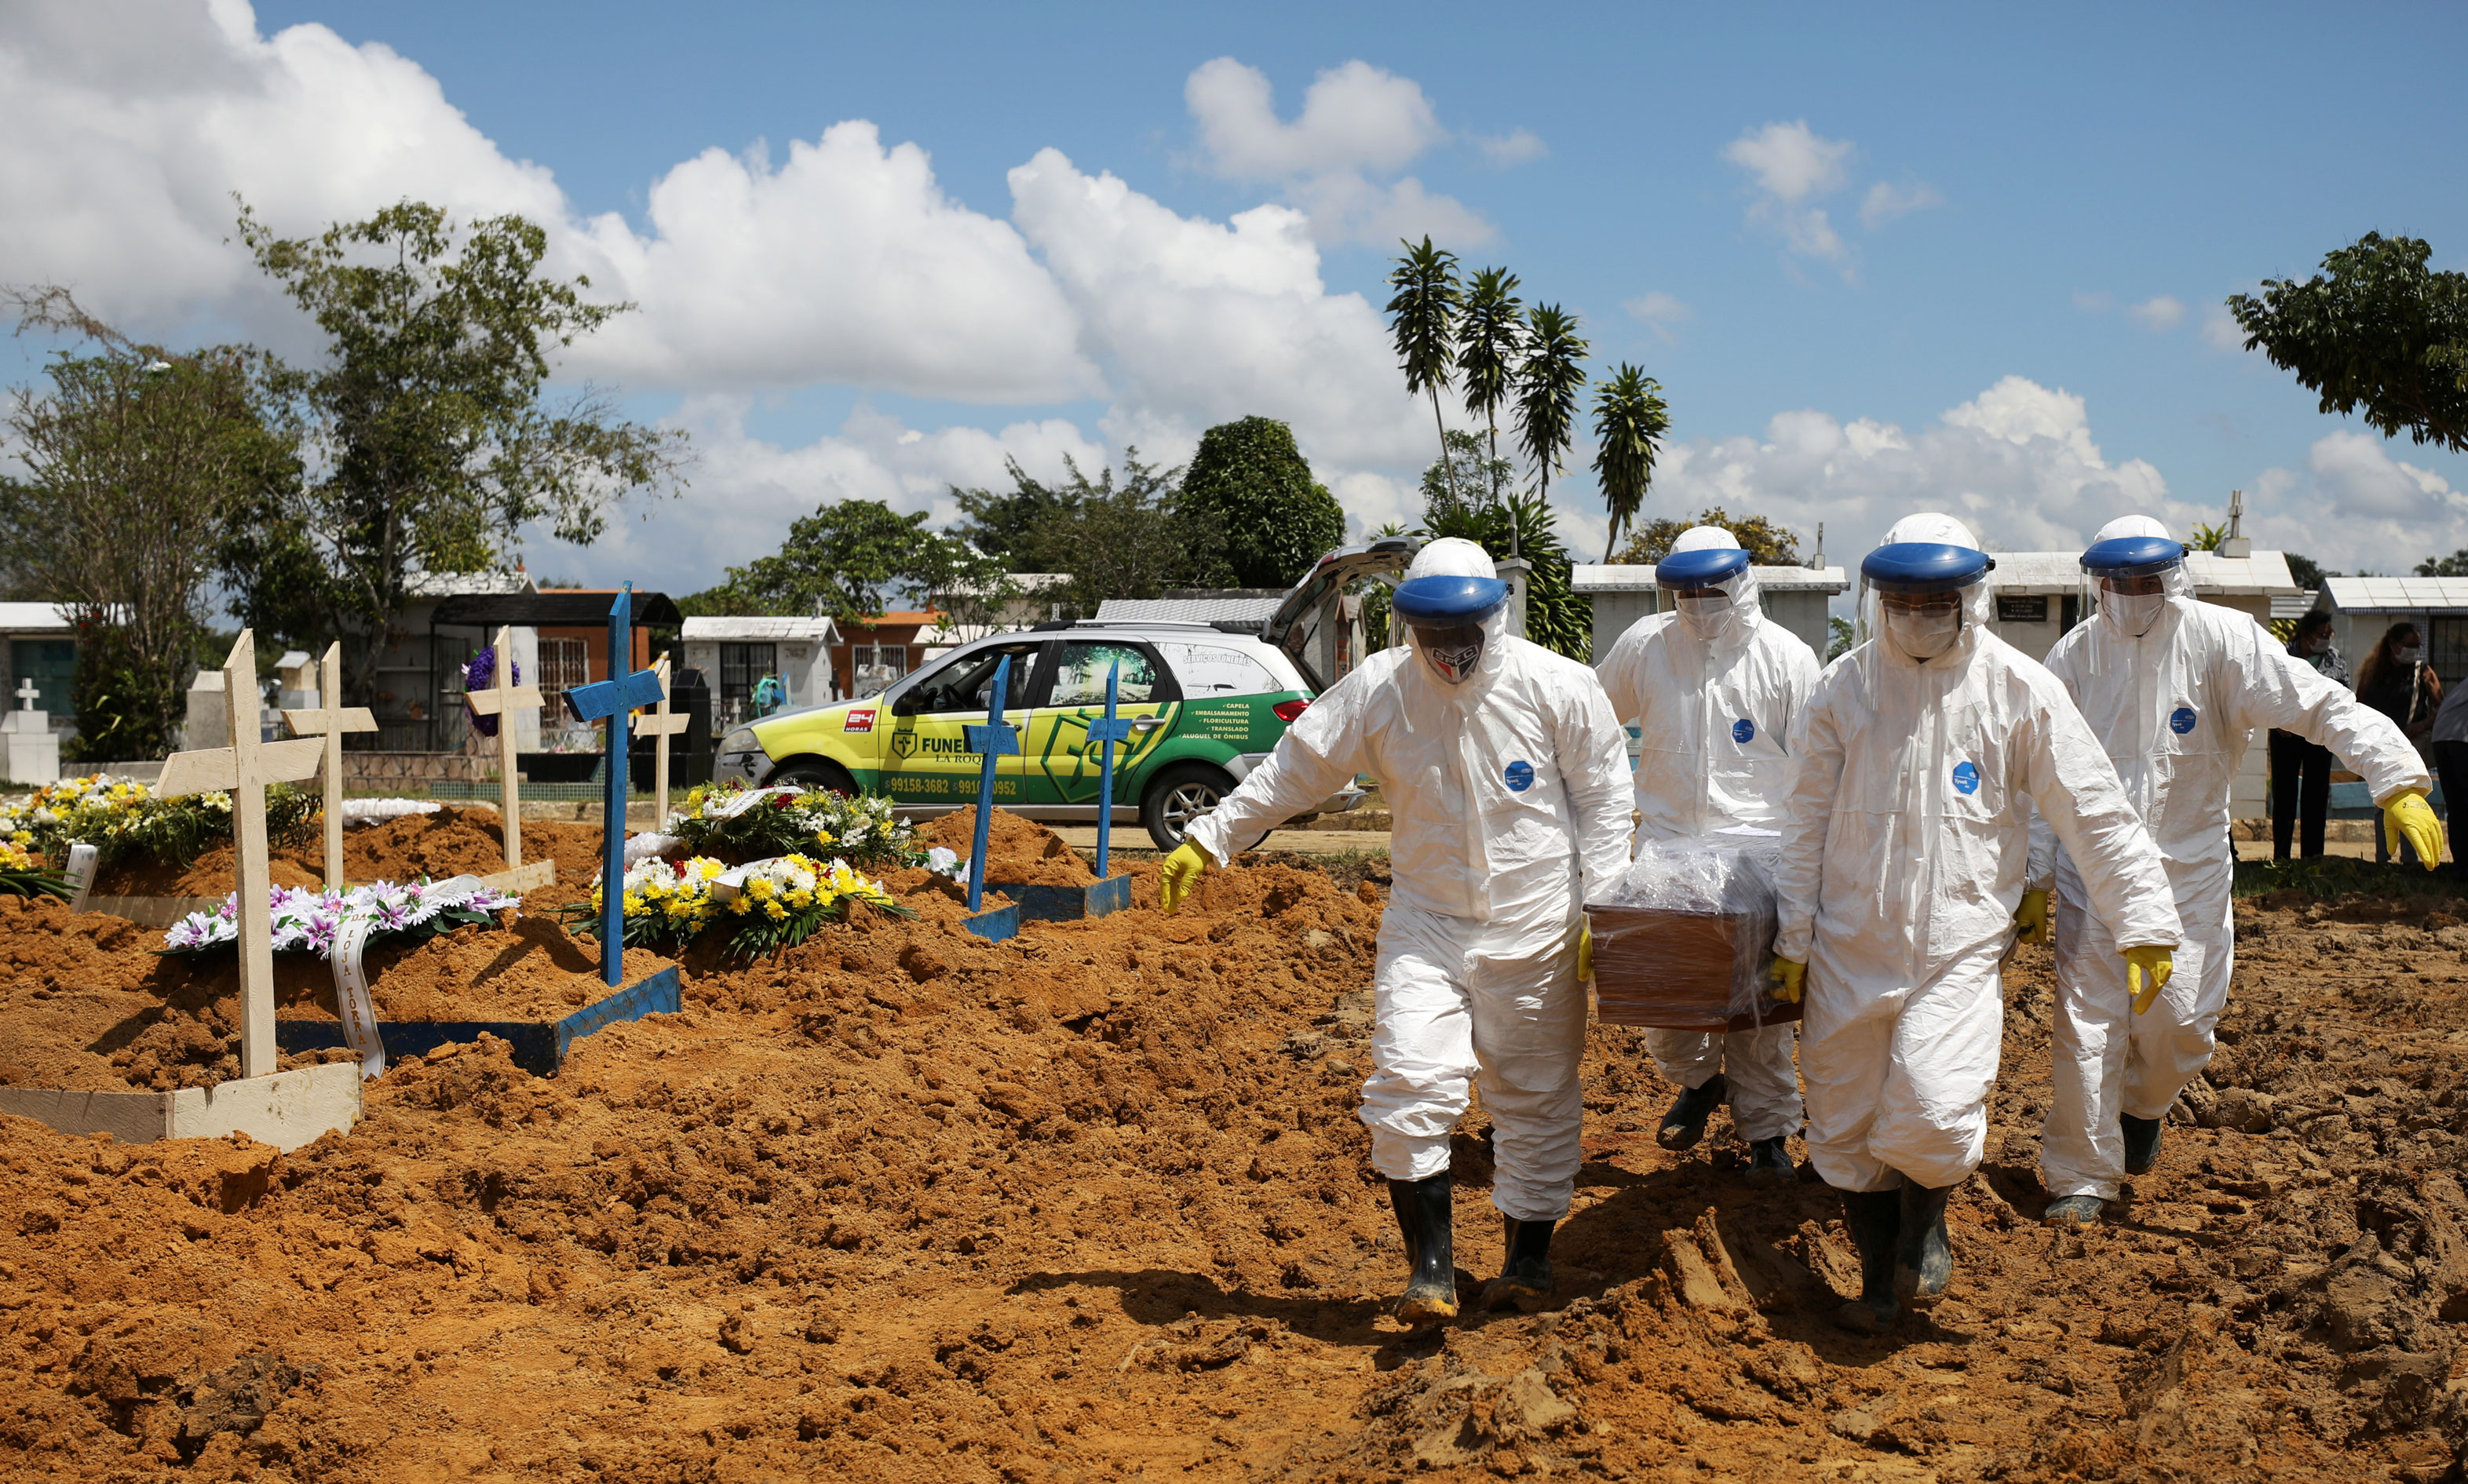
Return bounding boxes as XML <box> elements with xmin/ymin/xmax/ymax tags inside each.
<box><xmin>462</xmin><ymin>645</ymin><xmax>522</xmax><ymax>738</ymax></box>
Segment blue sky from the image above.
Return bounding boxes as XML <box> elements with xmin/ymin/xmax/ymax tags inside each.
<box><xmin>7</xmin><ymin>1</ymin><xmax>2466</xmax><ymax>595</ymax></box>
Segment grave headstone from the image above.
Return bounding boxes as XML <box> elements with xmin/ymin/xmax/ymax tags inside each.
<box><xmin>4</xmin><ymin>676</ymin><xmax>58</xmax><ymax>785</ymax></box>
<box><xmin>184</xmin><ymin>669</ymin><xmax>228</xmax><ymax>752</ymax></box>
<box><xmin>157</xmin><ymin>630</ymin><xmax>325</xmax><ymax>1077</ymax></box>
<box><xmin>275</xmin><ymin>650</ymin><xmax>317</xmax><ymax>713</ymax></box>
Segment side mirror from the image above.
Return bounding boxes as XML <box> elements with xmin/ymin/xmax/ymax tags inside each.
<box><xmin>891</xmin><ymin>695</ymin><xmax>918</xmax><ymax>717</ymax></box>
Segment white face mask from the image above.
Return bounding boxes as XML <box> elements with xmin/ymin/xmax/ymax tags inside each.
<box><xmin>2400</xmin><ymin>646</ymin><xmax>2423</xmax><ymax>665</ymax></box>
<box><xmin>1884</xmin><ymin>606</ymin><xmax>1962</xmax><ymax>659</ymax></box>
<box><xmin>1674</xmin><ymin>589</ymin><xmax>1736</xmax><ymax>641</ymax></box>
<box><xmin>2104</xmin><ymin>590</ymin><xmax>2168</xmax><ymax>638</ymax></box>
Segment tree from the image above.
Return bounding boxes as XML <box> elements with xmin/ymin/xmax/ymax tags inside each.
<box><xmin>1418</xmin><ymin>431</ymin><xmax>1588</xmax><ymax>659</ymax></box>
<box><xmin>952</xmin><ymin>450</ymin><xmax>1198</xmax><ymax>618</ymax></box>
<box><xmin>2186</xmin><ymin>521</ymin><xmax>2229</xmax><ymax>552</ymax></box>
<box><xmin>1617</xmin><ymin>507</ymin><xmax>1803</xmax><ymax>567</ymax></box>
<box><xmin>1513</xmin><ymin>304</ymin><xmax>1589</xmax><ymax>534</ymax></box>
<box><xmin>2</xmin><ymin>286</ymin><xmax>294</xmax><ymax>759</ymax></box>
<box><xmin>228</xmin><ymin>199</ymin><xmax>688</xmax><ymax>703</ymax></box>
<box><xmin>1177</xmin><ymin>416</ymin><xmax>1345</xmax><ymax>589</ymax></box>
<box><xmin>2286</xmin><ymin>552</ymin><xmax>2329</xmax><ymax>589</ymax></box>
<box><xmin>1456</xmin><ymin>267</ymin><xmax>1525</xmax><ymax>467</ymax></box>
<box><xmin>1386</xmin><ymin>237</ymin><xmax>1463</xmax><ymax>503</ymax></box>
<box><xmin>702</xmin><ymin>499</ymin><xmax>1006</xmax><ymax>625</ymax></box>
<box><xmin>2416</xmin><ymin>549</ymin><xmax>2468</xmax><ymax>577</ymax></box>
<box><xmin>1589</xmin><ymin>364</ymin><xmax>1670</xmax><ymax>560</ymax></box>
<box><xmin>2226</xmin><ymin>232</ymin><xmax>2468</xmax><ymax>454</ymax></box>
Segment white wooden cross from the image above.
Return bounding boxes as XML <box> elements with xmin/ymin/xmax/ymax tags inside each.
<box><xmin>15</xmin><ymin>677</ymin><xmax>38</xmax><ymax>712</ymax></box>
<box><xmin>281</xmin><ymin>642</ymin><xmax>377</xmax><ymax>891</ymax></box>
<box><xmin>158</xmin><ymin>629</ymin><xmax>325</xmax><ymax>1080</ymax></box>
<box><xmin>637</xmin><ymin>654</ymin><xmax>695</xmax><ymax>833</ymax></box>
<box><xmin>462</xmin><ymin>625</ymin><xmax>544</xmax><ymax>869</ymax></box>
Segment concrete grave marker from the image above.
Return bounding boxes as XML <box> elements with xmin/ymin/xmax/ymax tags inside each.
<box><xmin>156</xmin><ymin>629</ymin><xmax>325</xmax><ymax>1078</ymax></box>
<box><xmin>5</xmin><ymin>676</ymin><xmax>58</xmax><ymax>785</ymax></box>
<box><xmin>462</xmin><ymin>625</ymin><xmax>545</xmax><ymax>870</ymax></box>
<box><xmin>281</xmin><ymin>642</ymin><xmax>378</xmax><ymax>891</ymax></box>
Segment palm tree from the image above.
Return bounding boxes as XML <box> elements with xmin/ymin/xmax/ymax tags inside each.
<box><xmin>1590</xmin><ymin>363</ymin><xmax>1670</xmax><ymax>560</ymax></box>
<box><xmin>1385</xmin><ymin>237</ymin><xmax>1463</xmax><ymax>502</ymax></box>
<box><xmin>1457</xmin><ymin>267</ymin><xmax>1524</xmax><ymax>469</ymax></box>
<box><xmin>1513</xmin><ymin>304</ymin><xmax>1590</xmax><ymax>549</ymax></box>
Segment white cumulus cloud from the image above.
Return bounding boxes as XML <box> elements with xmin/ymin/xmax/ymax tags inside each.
<box><xmin>2127</xmin><ymin>295</ymin><xmax>2186</xmax><ymax>331</ymax></box>
<box><xmin>1643</xmin><ymin>374</ymin><xmax>2200</xmax><ymax>563</ymax></box>
<box><xmin>1623</xmin><ymin>291</ymin><xmax>1692</xmax><ymax>343</ymax></box>
<box><xmin>1181</xmin><ymin>57</ymin><xmax>1495</xmax><ymax>247</ymax></box>
<box><xmin>1859</xmin><ymin>180</ymin><xmax>1941</xmax><ymax>229</ymax></box>
<box><xmin>2246</xmin><ymin>432</ymin><xmax>2468</xmax><ymax>575</ymax></box>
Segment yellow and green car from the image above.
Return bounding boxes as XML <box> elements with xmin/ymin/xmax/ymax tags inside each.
<box><xmin>713</xmin><ymin>623</ymin><xmax>1364</xmax><ymax>848</ymax></box>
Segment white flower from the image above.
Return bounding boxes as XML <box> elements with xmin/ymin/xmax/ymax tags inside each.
<box><xmin>926</xmin><ymin>846</ymin><xmax>963</xmax><ymax>881</ymax></box>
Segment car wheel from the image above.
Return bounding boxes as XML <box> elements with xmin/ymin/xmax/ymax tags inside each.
<box><xmin>769</xmin><ymin>759</ymin><xmax>857</xmax><ymax>797</ymax></box>
<box><xmin>1142</xmin><ymin>763</ymin><xmax>1249</xmax><ymax>851</ymax></box>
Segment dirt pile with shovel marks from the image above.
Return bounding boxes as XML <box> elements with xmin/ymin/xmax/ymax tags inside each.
<box><xmin>6</xmin><ymin>821</ymin><xmax>2468</xmax><ymax>1480</ymax></box>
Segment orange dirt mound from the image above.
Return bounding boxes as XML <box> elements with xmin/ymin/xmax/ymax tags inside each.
<box><xmin>84</xmin><ymin>805</ymin><xmax>606</xmax><ymax>904</ymax></box>
<box><xmin>8</xmin><ymin>869</ymin><xmax>2466</xmax><ymax>1479</ymax></box>
<box><xmin>0</xmin><ymin>895</ymin><xmax>672</xmax><ymax>1092</ymax></box>
<box><xmin>922</xmin><ymin>806</ymin><xmax>1097</xmax><ymax>887</ymax></box>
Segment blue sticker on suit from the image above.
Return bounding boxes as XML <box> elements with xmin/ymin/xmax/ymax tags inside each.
<box><xmin>1504</xmin><ymin>760</ymin><xmax>1535</xmax><ymax>792</ymax></box>
<box><xmin>1951</xmin><ymin>761</ymin><xmax>1981</xmax><ymax>795</ymax></box>
<box><xmin>1732</xmin><ymin>718</ymin><xmax>1756</xmax><ymax>743</ymax></box>
<box><xmin>2169</xmin><ymin>706</ymin><xmax>2197</xmax><ymax>735</ymax></box>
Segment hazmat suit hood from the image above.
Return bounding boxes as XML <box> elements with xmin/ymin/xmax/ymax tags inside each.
<box><xmin>1396</xmin><ymin>537</ymin><xmax>1512</xmax><ymax>695</ymax></box>
<box><xmin>1659</xmin><ymin>525</ymin><xmax>1762</xmax><ymax>650</ymax></box>
<box><xmin>1861</xmin><ymin>513</ymin><xmax>1995</xmax><ymax>669</ymax></box>
<box><xmin>2080</xmin><ymin>514</ymin><xmax>2192</xmax><ymax>647</ymax></box>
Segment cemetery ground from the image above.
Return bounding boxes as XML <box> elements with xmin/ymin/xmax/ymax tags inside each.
<box><xmin>6</xmin><ymin>823</ymin><xmax>2468</xmax><ymax>1480</ymax></box>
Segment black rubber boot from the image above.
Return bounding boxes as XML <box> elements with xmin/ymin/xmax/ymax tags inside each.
<box><xmin>1657</xmin><ymin>1073</ymin><xmax>1729</xmax><ymax>1150</ymax></box>
<box><xmin>2043</xmin><ymin>1194</ymin><xmax>2104</xmax><ymax>1225</ymax></box>
<box><xmin>1894</xmin><ymin>1180</ymin><xmax>1955</xmax><ymax>1310</ymax></box>
<box><xmin>2121</xmin><ymin>1114</ymin><xmax>2164</xmax><ymax>1176</ymax></box>
<box><xmin>1482</xmin><ymin>1215</ymin><xmax>1556</xmax><ymax>1312</ymax></box>
<box><xmin>1387</xmin><ymin>1174</ymin><xmax>1457</xmax><ymax>1324</ymax></box>
<box><xmin>1834</xmin><ymin>1188</ymin><xmax>1901</xmax><ymax>1333</ymax></box>
<box><xmin>1744</xmin><ymin>1136</ymin><xmax>1794</xmax><ymax>1185</ymax></box>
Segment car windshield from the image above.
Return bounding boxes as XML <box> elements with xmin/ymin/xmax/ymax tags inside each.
<box><xmin>905</xmin><ymin>643</ymin><xmax>1040</xmax><ymax>713</ymax></box>
<box><xmin>1050</xmin><ymin>643</ymin><xmax>1159</xmax><ymax>706</ymax></box>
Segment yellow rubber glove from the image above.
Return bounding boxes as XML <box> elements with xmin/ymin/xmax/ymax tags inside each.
<box><xmin>1769</xmin><ymin>956</ymin><xmax>1805</xmax><ymax>1004</ymax></box>
<box><xmin>2124</xmin><ymin>945</ymin><xmax>2174</xmax><ymax>1015</ymax></box>
<box><xmin>1159</xmin><ymin>838</ymin><xmax>1214</xmax><ymax>913</ymax></box>
<box><xmin>2383</xmin><ymin>787</ymin><xmax>2443</xmax><ymax>871</ymax></box>
<box><xmin>2012</xmin><ymin>889</ymin><xmax>2050</xmax><ymax>946</ymax></box>
<box><xmin>1575</xmin><ymin>925</ymin><xmax>1594</xmax><ymax>983</ymax></box>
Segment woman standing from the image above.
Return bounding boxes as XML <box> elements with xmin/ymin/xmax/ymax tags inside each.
<box><xmin>2270</xmin><ymin>611</ymin><xmax>2349</xmax><ymax>859</ymax></box>
<box><xmin>2357</xmin><ymin>622</ymin><xmax>2443</xmax><ymax>864</ymax></box>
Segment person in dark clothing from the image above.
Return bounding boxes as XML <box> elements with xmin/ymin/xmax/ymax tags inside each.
<box><xmin>2357</xmin><ymin>622</ymin><xmax>2443</xmax><ymax>865</ymax></box>
<box><xmin>2430</xmin><ymin>654</ymin><xmax>2468</xmax><ymax>881</ymax></box>
<box><xmin>2272</xmin><ymin>611</ymin><xmax>2349</xmax><ymax>860</ymax></box>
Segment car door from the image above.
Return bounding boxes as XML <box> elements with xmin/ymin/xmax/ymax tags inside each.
<box><xmin>879</xmin><ymin>640</ymin><xmax>1048</xmax><ymax>808</ymax></box>
<box><xmin>1017</xmin><ymin>640</ymin><xmax>1179</xmax><ymax>808</ymax></box>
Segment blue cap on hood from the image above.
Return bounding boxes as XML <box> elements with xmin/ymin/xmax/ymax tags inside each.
<box><xmin>1390</xmin><ymin>574</ymin><xmax>1509</xmax><ymax>624</ymax></box>
<box><xmin>1655</xmin><ymin>547</ymin><xmax>1751</xmax><ymax>589</ymax></box>
<box><xmin>1861</xmin><ymin>542</ymin><xmax>1994</xmax><ymax>593</ymax></box>
<box><xmin>2080</xmin><ymin>535</ymin><xmax>2186</xmax><ymax>578</ymax></box>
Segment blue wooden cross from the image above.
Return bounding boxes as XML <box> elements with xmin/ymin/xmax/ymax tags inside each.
<box><xmin>563</xmin><ymin>583</ymin><xmax>666</xmax><ymax>986</ymax></box>
<box><xmin>959</xmin><ymin>654</ymin><xmax>1020</xmax><ymax>913</ymax></box>
<box><xmin>1085</xmin><ymin>661</ymin><xmax>1134</xmax><ymax>881</ymax></box>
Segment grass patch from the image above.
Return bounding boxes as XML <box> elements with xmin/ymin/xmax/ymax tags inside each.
<box><xmin>2233</xmin><ymin>855</ymin><xmax>2459</xmax><ymax>899</ymax></box>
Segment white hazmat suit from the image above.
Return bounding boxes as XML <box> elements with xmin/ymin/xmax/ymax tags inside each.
<box><xmin>2034</xmin><ymin>515</ymin><xmax>2429</xmax><ymax>1201</ymax></box>
<box><xmin>1597</xmin><ymin>526</ymin><xmax>1818</xmax><ymax>1143</ymax></box>
<box><xmin>1185</xmin><ymin>539</ymin><xmax>1634</xmax><ymax>1221</ymax></box>
<box><xmin>1776</xmin><ymin>514</ymin><xmax>2181</xmax><ymax>1194</ymax></box>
